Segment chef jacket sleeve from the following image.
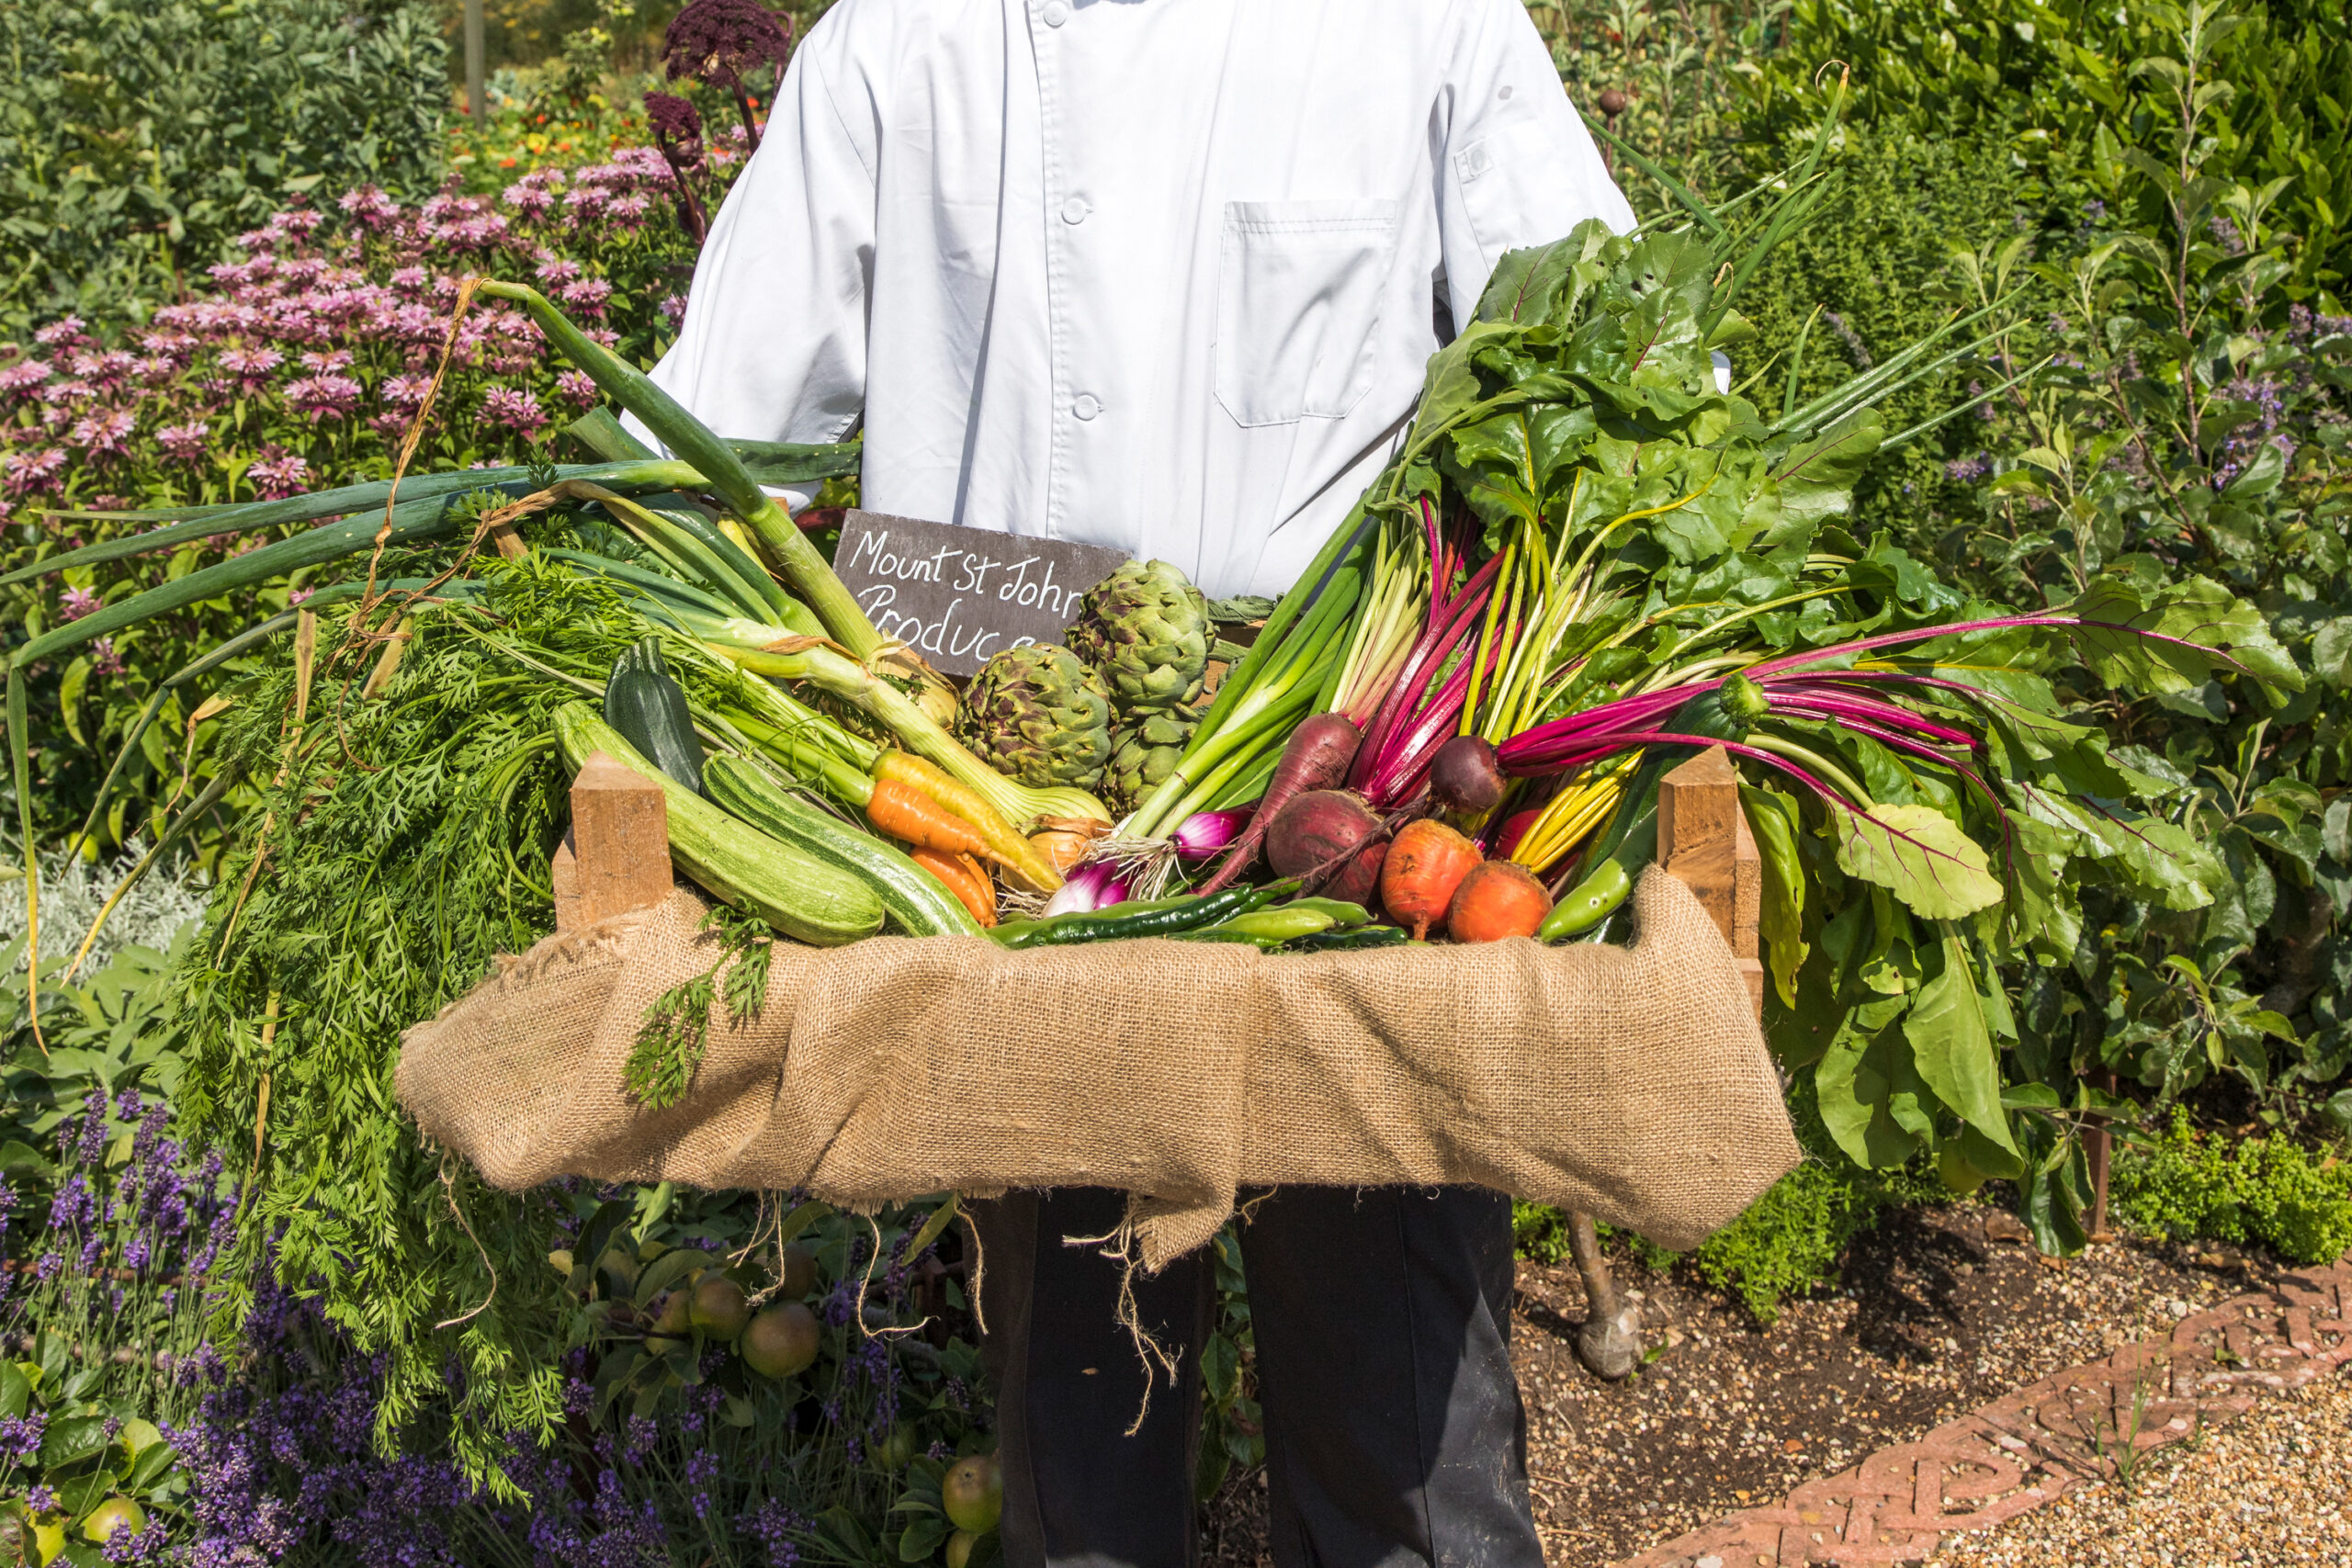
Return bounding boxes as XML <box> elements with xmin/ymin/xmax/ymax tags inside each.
<box><xmin>1435</xmin><ymin>0</ymin><xmax>1638</xmax><ymax>329</ymax></box>
<box><xmin>621</xmin><ymin>12</ymin><xmax>877</xmax><ymax>509</ymax></box>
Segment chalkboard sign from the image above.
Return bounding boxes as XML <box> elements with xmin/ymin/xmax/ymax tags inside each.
<box><xmin>831</xmin><ymin>510</ymin><xmax>1131</xmax><ymax>676</ymax></box>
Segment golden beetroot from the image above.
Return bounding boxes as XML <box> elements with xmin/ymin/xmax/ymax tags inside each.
<box><xmin>1447</xmin><ymin>860</ymin><xmax>1552</xmax><ymax>942</ymax></box>
<box><xmin>1381</xmin><ymin>818</ymin><xmax>1483</xmax><ymax>939</ymax></box>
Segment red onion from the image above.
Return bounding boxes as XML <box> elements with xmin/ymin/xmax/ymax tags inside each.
<box><xmin>1171</xmin><ymin>807</ymin><xmax>1254</xmax><ymax>863</ymax></box>
<box><xmin>1039</xmin><ymin>859</ymin><xmax>1129</xmax><ymax>918</ymax></box>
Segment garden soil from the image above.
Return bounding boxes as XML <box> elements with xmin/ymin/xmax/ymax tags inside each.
<box><xmin>397</xmin><ymin>867</ymin><xmax>1797</xmax><ymax>1267</ymax></box>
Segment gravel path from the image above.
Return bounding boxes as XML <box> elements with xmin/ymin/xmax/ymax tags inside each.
<box><xmin>1926</xmin><ymin>1359</ymin><xmax>2352</xmax><ymax>1567</ymax></box>
<box><xmin>1507</xmin><ymin>1206</ymin><xmax>2268</xmax><ymax>1564</ymax></box>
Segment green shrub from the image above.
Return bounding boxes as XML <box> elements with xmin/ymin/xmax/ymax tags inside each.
<box><xmin>2112</xmin><ymin>1109</ymin><xmax>2352</xmax><ymax>1264</ymax></box>
<box><xmin>1514</xmin><ymin>1080</ymin><xmax>1957</xmax><ymax>1322</ymax></box>
<box><xmin>0</xmin><ymin>0</ymin><xmax>448</xmax><ymax>333</ymax></box>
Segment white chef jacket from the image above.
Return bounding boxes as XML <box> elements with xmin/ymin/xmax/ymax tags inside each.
<box><xmin>635</xmin><ymin>0</ymin><xmax>1634</xmax><ymax>600</ymax></box>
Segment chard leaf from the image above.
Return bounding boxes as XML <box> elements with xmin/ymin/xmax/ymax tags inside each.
<box><xmin>1904</xmin><ymin>932</ymin><xmax>2021</xmax><ymax>1160</ymax></box>
<box><xmin>1833</xmin><ymin>803</ymin><xmax>2004</xmax><ymax>919</ymax></box>
<box><xmin>1815</xmin><ymin>1009</ymin><xmax>1929</xmax><ymax>1168</ymax></box>
<box><xmin>2071</xmin><ymin>574</ymin><xmax>2301</xmax><ymax>694</ymax></box>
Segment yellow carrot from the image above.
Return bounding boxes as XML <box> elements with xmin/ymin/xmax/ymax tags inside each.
<box><xmin>874</xmin><ymin>751</ymin><xmax>1063</xmax><ymax>893</ymax></box>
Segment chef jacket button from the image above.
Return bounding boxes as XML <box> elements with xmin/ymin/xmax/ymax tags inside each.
<box><xmin>1072</xmin><ymin>393</ymin><xmax>1102</xmax><ymax>422</ymax></box>
<box><xmin>1061</xmin><ymin>196</ymin><xmax>1091</xmax><ymax>225</ymax></box>
<box><xmin>1043</xmin><ymin>1</ymin><xmax>1069</xmax><ymax>25</ymax></box>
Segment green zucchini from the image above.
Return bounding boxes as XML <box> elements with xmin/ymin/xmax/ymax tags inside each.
<box><xmin>604</xmin><ymin>637</ymin><xmax>706</xmax><ymax>795</ymax></box>
<box><xmin>703</xmin><ymin>755</ymin><xmax>980</xmax><ymax>938</ymax></box>
<box><xmin>554</xmin><ymin>703</ymin><xmax>882</xmax><ymax>946</ymax></box>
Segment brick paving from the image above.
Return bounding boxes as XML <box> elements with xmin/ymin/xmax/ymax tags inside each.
<box><xmin>1611</xmin><ymin>1257</ymin><xmax>2352</xmax><ymax>1567</ymax></box>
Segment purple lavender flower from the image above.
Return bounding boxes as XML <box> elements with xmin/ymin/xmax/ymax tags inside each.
<box><xmin>58</xmin><ymin>585</ymin><xmax>101</xmax><ymax>621</ymax></box>
<box><xmin>0</xmin><ymin>1410</ymin><xmax>45</xmax><ymax>1461</ymax></box>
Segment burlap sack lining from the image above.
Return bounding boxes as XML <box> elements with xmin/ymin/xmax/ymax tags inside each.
<box><xmin>397</xmin><ymin>867</ymin><xmax>1799</xmax><ymax>1269</ymax></box>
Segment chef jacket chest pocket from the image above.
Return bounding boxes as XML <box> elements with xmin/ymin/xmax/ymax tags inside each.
<box><xmin>1216</xmin><ymin>199</ymin><xmax>1400</xmax><ymax>428</ymax></box>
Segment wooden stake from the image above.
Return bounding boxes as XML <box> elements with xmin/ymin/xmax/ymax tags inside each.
<box><xmin>553</xmin><ymin>750</ymin><xmax>673</xmax><ymax>931</ymax></box>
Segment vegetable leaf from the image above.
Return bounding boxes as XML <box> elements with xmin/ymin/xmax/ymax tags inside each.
<box><xmin>1904</xmin><ymin>932</ymin><xmax>2021</xmax><ymax>1159</ymax></box>
<box><xmin>1832</xmin><ymin>804</ymin><xmax>2004</xmax><ymax>919</ymax></box>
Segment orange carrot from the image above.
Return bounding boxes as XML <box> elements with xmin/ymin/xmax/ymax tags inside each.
<box><xmin>873</xmin><ymin>751</ymin><xmax>1062</xmax><ymax>892</ymax></box>
<box><xmin>910</xmin><ymin>847</ymin><xmax>996</xmax><ymax>927</ymax></box>
<box><xmin>865</xmin><ymin>776</ymin><xmax>991</xmax><ymax>860</ymax></box>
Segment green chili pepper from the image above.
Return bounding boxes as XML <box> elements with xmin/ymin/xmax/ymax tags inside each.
<box><xmin>1278</xmin><ymin>897</ymin><xmax>1372</xmax><ymax>930</ymax></box>
<box><xmin>985</xmin><ymin>880</ymin><xmax>1300</xmax><ymax>949</ymax></box>
<box><xmin>1540</xmin><ymin>855</ymin><xmax>1634</xmax><ymax>942</ymax></box>
<box><xmin>1289</xmin><ymin>923</ymin><xmax>1413</xmax><ymax>952</ymax></box>
<box><xmin>1180</xmin><ymin>907</ymin><xmax>1337</xmax><ymax>948</ymax></box>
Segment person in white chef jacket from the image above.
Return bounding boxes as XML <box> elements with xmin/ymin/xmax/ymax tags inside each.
<box><xmin>637</xmin><ymin>1</ymin><xmax>1635</xmax><ymax>1562</ymax></box>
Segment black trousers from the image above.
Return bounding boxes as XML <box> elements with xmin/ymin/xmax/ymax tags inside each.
<box><xmin>968</xmin><ymin>1186</ymin><xmax>1543</xmax><ymax>1568</ymax></box>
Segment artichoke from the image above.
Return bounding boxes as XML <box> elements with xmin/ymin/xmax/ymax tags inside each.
<box><xmin>955</xmin><ymin>644</ymin><xmax>1114</xmax><ymax>792</ymax></box>
<box><xmin>1103</xmin><ymin>707</ymin><xmax>1198</xmax><ymax>816</ymax></box>
<box><xmin>1066</xmin><ymin>559</ymin><xmax>1211</xmax><ymax>713</ymax></box>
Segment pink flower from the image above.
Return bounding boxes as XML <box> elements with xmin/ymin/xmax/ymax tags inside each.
<box><xmin>218</xmin><ymin>346</ymin><xmax>283</xmax><ymax>385</ymax></box>
<box><xmin>285</xmin><ymin>374</ymin><xmax>364</xmax><ymax>421</ymax></box>
<box><xmin>381</xmin><ymin>373</ymin><xmax>435</xmax><ymax>409</ymax></box>
<box><xmin>137</xmin><ymin>333</ymin><xmax>195</xmax><ymax>361</ymax></box>
<box><xmin>389</xmin><ymin>265</ymin><xmax>431</xmax><ymax>294</ymax></box>
<box><xmin>69</xmin><ymin>351</ymin><xmax>135</xmax><ymax>388</ymax></box>
<box><xmin>69</xmin><ymin>409</ymin><xmax>136</xmax><ymax>459</ymax></box>
<box><xmin>660</xmin><ymin>295</ymin><xmax>689</xmax><ymax>325</ymax></box>
<box><xmin>562</xmin><ymin>186</ymin><xmax>609</xmax><ymax>220</ymax></box>
<box><xmin>480</xmin><ymin>386</ymin><xmax>548</xmax><ymax>436</ymax></box>
<box><xmin>133</xmin><ymin>356</ymin><xmax>179</xmax><ymax>386</ymax></box>
<box><xmin>535</xmin><ymin>257</ymin><xmax>583</xmax><ymax>286</ymax></box>
<box><xmin>158</xmin><ymin>423</ymin><xmax>209</xmax><ymax>463</ymax></box>
<box><xmin>553</xmin><ymin>370</ymin><xmax>600</xmax><ymax>410</ymax></box>
<box><xmin>609</xmin><ymin>193</ymin><xmax>652</xmax><ymax>226</ymax></box>
<box><xmin>4</xmin><ymin>448</ymin><xmax>67</xmax><ymax>495</ymax></box>
<box><xmin>504</xmin><ymin>183</ymin><xmax>556</xmax><ymax>220</ymax></box>
<box><xmin>90</xmin><ymin>637</ymin><xmax>125</xmax><ymax>676</ymax></box>
<box><xmin>34</xmin><ymin>317</ymin><xmax>88</xmax><ymax>348</ymax></box>
<box><xmin>0</xmin><ymin>360</ymin><xmax>52</xmax><ymax>397</ymax></box>
<box><xmin>288</xmin><ymin>585</ymin><xmax>315</xmax><ymax>604</ymax></box>
<box><xmin>560</xmin><ymin>277</ymin><xmax>614</xmax><ymax>317</ymax></box>
<box><xmin>246</xmin><ymin>446</ymin><xmax>311</xmax><ymax>500</ymax></box>
<box><xmin>338</xmin><ymin>186</ymin><xmax>401</xmax><ymax>228</ymax></box>
<box><xmin>300</xmin><ymin>350</ymin><xmax>355</xmax><ymax>373</ymax></box>
<box><xmin>58</xmin><ymin>586</ymin><xmax>101</xmax><ymax>621</ymax></box>
<box><xmin>40</xmin><ymin>379</ymin><xmax>94</xmax><ymax>406</ymax></box>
